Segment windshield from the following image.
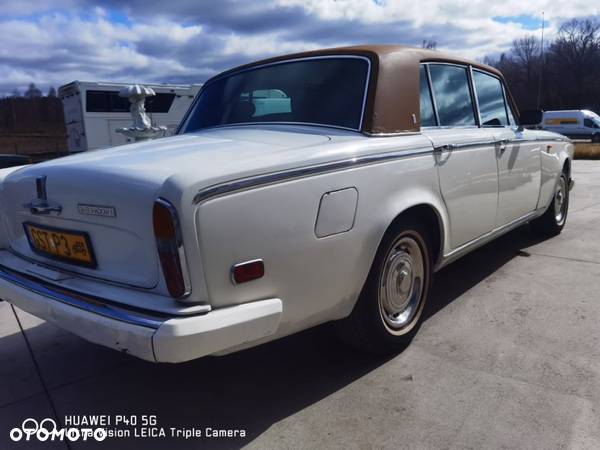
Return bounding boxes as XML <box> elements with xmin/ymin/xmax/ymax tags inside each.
<box><xmin>181</xmin><ymin>57</ymin><xmax>370</xmax><ymax>132</ymax></box>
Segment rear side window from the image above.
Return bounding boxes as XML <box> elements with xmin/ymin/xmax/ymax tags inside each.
<box><xmin>419</xmin><ymin>66</ymin><xmax>437</xmax><ymax>127</ymax></box>
<box><xmin>428</xmin><ymin>65</ymin><xmax>476</xmax><ymax>126</ymax></box>
<box><xmin>473</xmin><ymin>71</ymin><xmax>508</xmax><ymax>126</ymax></box>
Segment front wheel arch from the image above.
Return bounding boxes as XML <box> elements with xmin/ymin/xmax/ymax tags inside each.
<box><xmin>563</xmin><ymin>158</ymin><xmax>571</xmax><ymax>178</ymax></box>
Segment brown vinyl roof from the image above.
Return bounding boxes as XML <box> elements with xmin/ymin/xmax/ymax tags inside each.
<box><xmin>209</xmin><ymin>45</ymin><xmax>516</xmax><ymax>135</ymax></box>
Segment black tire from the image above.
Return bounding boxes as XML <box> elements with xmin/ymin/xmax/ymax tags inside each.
<box><xmin>531</xmin><ymin>172</ymin><xmax>569</xmax><ymax>236</ymax></box>
<box><xmin>592</xmin><ymin>134</ymin><xmax>600</xmax><ymax>144</ymax></box>
<box><xmin>337</xmin><ymin>216</ymin><xmax>433</xmax><ymax>354</ymax></box>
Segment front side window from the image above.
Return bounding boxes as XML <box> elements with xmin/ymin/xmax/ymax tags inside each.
<box><xmin>584</xmin><ymin>118</ymin><xmax>600</xmax><ymax>129</ymax></box>
<box><xmin>473</xmin><ymin>71</ymin><xmax>508</xmax><ymax>126</ymax></box>
<box><xmin>419</xmin><ymin>66</ymin><xmax>437</xmax><ymax>126</ymax></box>
<box><xmin>182</xmin><ymin>57</ymin><xmax>369</xmax><ymax>132</ymax></box>
<box><xmin>428</xmin><ymin>64</ymin><xmax>476</xmax><ymax>127</ymax></box>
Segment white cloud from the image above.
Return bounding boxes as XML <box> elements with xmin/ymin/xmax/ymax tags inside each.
<box><xmin>0</xmin><ymin>0</ymin><xmax>597</xmax><ymax>95</ymax></box>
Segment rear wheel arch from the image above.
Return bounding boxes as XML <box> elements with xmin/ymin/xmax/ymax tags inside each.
<box><xmin>338</xmin><ymin>205</ymin><xmax>441</xmax><ymax>352</ymax></box>
<box><xmin>381</xmin><ymin>204</ymin><xmax>443</xmax><ymax>269</ymax></box>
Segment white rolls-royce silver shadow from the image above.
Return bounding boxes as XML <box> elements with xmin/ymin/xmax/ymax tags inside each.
<box><xmin>0</xmin><ymin>46</ymin><xmax>574</xmax><ymax>362</ymax></box>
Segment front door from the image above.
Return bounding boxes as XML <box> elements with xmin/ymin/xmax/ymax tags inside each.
<box><xmin>469</xmin><ymin>69</ymin><xmax>541</xmax><ymax>227</ymax></box>
<box><xmin>493</xmin><ymin>128</ymin><xmax>541</xmax><ymax>226</ymax></box>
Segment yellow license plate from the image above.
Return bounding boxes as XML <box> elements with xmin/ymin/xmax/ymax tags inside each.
<box><xmin>24</xmin><ymin>223</ymin><xmax>96</xmax><ymax>267</ymax></box>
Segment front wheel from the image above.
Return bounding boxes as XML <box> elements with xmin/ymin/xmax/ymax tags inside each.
<box><xmin>531</xmin><ymin>173</ymin><xmax>569</xmax><ymax>236</ymax></box>
<box><xmin>337</xmin><ymin>217</ymin><xmax>433</xmax><ymax>354</ymax></box>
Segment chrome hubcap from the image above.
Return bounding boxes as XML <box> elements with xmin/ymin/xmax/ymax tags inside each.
<box><xmin>379</xmin><ymin>236</ymin><xmax>425</xmax><ymax>331</ymax></box>
<box><xmin>555</xmin><ymin>177</ymin><xmax>567</xmax><ymax>224</ymax></box>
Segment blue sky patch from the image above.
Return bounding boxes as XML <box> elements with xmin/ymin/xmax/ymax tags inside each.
<box><xmin>493</xmin><ymin>15</ymin><xmax>543</xmax><ymax>30</ymax></box>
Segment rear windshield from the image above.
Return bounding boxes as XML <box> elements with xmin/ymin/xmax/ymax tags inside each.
<box><xmin>181</xmin><ymin>57</ymin><xmax>370</xmax><ymax>132</ymax></box>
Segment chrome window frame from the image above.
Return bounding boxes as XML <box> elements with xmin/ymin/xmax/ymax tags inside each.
<box><xmin>421</xmin><ymin>62</ymin><xmax>521</xmax><ymax>132</ymax></box>
<box><xmin>421</xmin><ymin>64</ymin><xmax>439</xmax><ymax>127</ymax></box>
<box><xmin>177</xmin><ymin>55</ymin><xmax>372</xmax><ymax>134</ymax></box>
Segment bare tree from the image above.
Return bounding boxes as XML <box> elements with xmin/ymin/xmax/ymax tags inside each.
<box><xmin>548</xmin><ymin>19</ymin><xmax>600</xmax><ymax>108</ymax></box>
<box><xmin>47</xmin><ymin>86</ymin><xmax>57</xmax><ymax>97</ymax></box>
<box><xmin>486</xmin><ymin>18</ymin><xmax>600</xmax><ymax>113</ymax></box>
<box><xmin>421</xmin><ymin>40</ymin><xmax>437</xmax><ymax>50</ymax></box>
<box><xmin>24</xmin><ymin>82</ymin><xmax>42</xmax><ymax>98</ymax></box>
<box><xmin>512</xmin><ymin>36</ymin><xmax>540</xmax><ymax>83</ymax></box>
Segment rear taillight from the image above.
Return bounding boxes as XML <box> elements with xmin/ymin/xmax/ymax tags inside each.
<box><xmin>153</xmin><ymin>198</ymin><xmax>190</xmax><ymax>298</ymax></box>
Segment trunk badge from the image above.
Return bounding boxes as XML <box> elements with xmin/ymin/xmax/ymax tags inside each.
<box><xmin>24</xmin><ymin>176</ymin><xmax>62</xmax><ymax>215</ymax></box>
<box><xmin>77</xmin><ymin>204</ymin><xmax>117</xmax><ymax>218</ymax></box>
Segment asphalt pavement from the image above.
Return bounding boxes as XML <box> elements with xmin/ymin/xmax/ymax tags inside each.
<box><xmin>1</xmin><ymin>160</ymin><xmax>600</xmax><ymax>450</ymax></box>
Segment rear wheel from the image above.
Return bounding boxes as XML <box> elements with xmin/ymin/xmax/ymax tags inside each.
<box><xmin>337</xmin><ymin>217</ymin><xmax>433</xmax><ymax>354</ymax></box>
<box><xmin>531</xmin><ymin>173</ymin><xmax>569</xmax><ymax>236</ymax></box>
<box><xmin>592</xmin><ymin>134</ymin><xmax>600</xmax><ymax>144</ymax></box>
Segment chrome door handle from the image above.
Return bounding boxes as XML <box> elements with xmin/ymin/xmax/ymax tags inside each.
<box><xmin>496</xmin><ymin>138</ymin><xmax>510</xmax><ymax>154</ymax></box>
<box><xmin>434</xmin><ymin>143</ymin><xmax>459</xmax><ymax>153</ymax></box>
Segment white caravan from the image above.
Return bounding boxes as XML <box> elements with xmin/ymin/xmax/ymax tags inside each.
<box><xmin>541</xmin><ymin>110</ymin><xmax>600</xmax><ymax>142</ymax></box>
<box><xmin>58</xmin><ymin>81</ymin><xmax>201</xmax><ymax>153</ymax></box>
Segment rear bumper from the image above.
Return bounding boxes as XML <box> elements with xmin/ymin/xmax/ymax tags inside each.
<box><xmin>0</xmin><ymin>265</ymin><xmax>282</xmax><ymax>363</ymax></box>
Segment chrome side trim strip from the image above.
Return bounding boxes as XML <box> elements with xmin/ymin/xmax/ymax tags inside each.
<box><xmin>437</xmin><ymin>211</ymin><xmax>538</xmax><ymax>270</ymax></box>
<box><xmin>193</xmin><ymin>146</ymin><xmax>435</xmax><ymax>205</ymax></box>
<box><xmin>0</xmin><ymin>265</ymin><xmax>167</xmax><ymax>329</ymax></box>
<box><xmin>362</xmin><ymin>131</ymin><xmax>422</xmax><ymax>137</ymax></box>
<box><xmin>433</xmin><ymin>141</ymin><xmax>494</xmax><ymax>152</ymax></box>
<box><xmin>433</xmin><ymin>137</ymin><xmax>569</xmax><ymax>153</ymax></box>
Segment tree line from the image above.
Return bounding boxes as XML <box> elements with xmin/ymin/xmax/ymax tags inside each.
<box><xmin>3</xmin><ymin>83</ymin><xmax>56</xmax><ymax>99</ymax></box>
<box><xmin>485</xmin><ymin>18</ymin><xmax>600</xmax><ymax>114</ymax></box>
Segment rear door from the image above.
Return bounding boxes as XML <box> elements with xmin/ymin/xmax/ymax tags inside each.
<box><xmin>420</xmin><ymin>63</ymin><xmax>499</xmax><ymax>250</ymax></box>
<box><xmin>471</xmin><ymin>69</ymin><xmax>541</xmax><ymax>226</ymax></box>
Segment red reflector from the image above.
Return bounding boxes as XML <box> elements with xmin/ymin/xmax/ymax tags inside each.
<box><xmin>232</xmin><ymin>260</ymin><xmax>264</xmax><ymax>284</ymax></box>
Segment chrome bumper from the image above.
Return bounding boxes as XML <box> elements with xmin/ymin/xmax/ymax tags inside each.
<box><xmin>0</xmin><ymin>266</ymin><xmax>166</xmax><ymax>329</ymax></box>
<box><xmin>0</xmin><ymin>265</ymin><xmax>283</xmax><ymax>363</ymax></box>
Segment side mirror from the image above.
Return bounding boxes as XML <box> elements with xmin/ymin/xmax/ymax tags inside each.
<box><xmin>518</xmin><ymin>109</ymin><xmax>543</xmax><ymax>130</ymax></box>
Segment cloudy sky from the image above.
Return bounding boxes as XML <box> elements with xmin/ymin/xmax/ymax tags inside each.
<box><xmin>0</xmin><ymin>0</ymin><xmax>598</xmax><ymax>96</ymax></box>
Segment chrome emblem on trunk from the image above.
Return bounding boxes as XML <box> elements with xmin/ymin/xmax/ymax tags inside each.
<box><xmin>24</xmin><ymin>176</ymin><xmax>62</xmax><ymax>215</ymax></box>
<box><xmin>77</xmin><ymin>204</ymin><xmax>117</xmax><ymax>218</ymax></box>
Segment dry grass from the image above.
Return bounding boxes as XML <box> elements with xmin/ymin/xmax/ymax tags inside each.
<box><xmin>574</xmin><ymin>142</ymin><xmax>600</xmax><ymax>159</ymax></box>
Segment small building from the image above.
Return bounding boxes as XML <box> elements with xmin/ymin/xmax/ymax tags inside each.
<box><xmin>58</xmin><ymin>81</ymin><xmax>201</xmax><ymax>153</ymax></box>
